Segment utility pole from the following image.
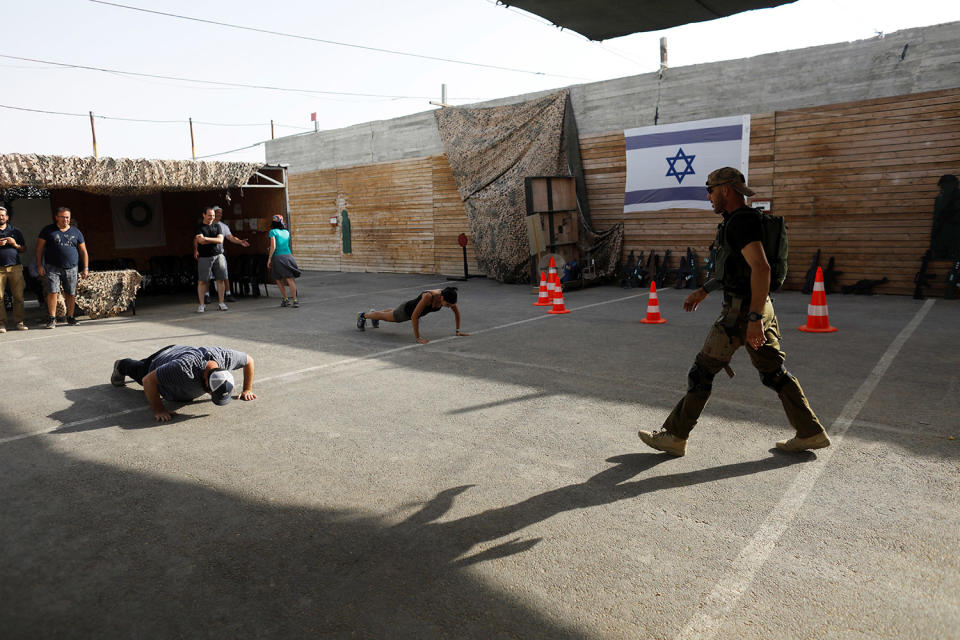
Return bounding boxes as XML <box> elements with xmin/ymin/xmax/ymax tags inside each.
<box><xmin>89</xmin><ymin>111</ymin><xmax>98</xmax><ymax>158</ymax></box>
<box><xmin>659</xmin><ymin>37</ymin><xmax>668</xmax><ymax>75</ymax></box>
<box><xmin>270</xmin><ymin>119</ymin><xmax>275</xmax><ymax>140</ymax></box>
<box><xmin>429</xmin><ymin>83</ymin><xmax>450</xmax><ymax>108</ymax></box>
<box><xmin>189</xmin><ymin>117</ymin><xmax>196</xmax><ymax>160</ymax></box>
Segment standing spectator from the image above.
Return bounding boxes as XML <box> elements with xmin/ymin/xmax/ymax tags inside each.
<box><xmin>193</xmin><ymin>207</ymin><xmax>227</xmax><ymax>313</ymax></box>
<box><xmin>35</xmin><ymin>207</ymin><xmax>89</xmax><ymax>329</ymax></box>
<box><xmin>0</xmin><ymin>206</ymin><xmax>29</xmax><ymax>332</ymax></box>
<box><xmin>209</xmin><ymin>205</ymin><xmax>249</xmax><ymax>303</ymax></box>
<box><xmin>267</xmin><ymin>214</ymin><xmax>301</xmax><ymax>307</ymax></box>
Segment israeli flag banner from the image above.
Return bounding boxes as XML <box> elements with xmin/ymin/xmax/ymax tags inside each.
<box><xmin>624</xmin><ymin>115</ymin><xmax>751</xmax><ymax>212</ymax></box>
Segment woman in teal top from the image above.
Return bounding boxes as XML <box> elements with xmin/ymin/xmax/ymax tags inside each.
<box><xmin>267</xmin><ymin>215</ymin><xmax>302</xmax><ymax>307</ymax></box>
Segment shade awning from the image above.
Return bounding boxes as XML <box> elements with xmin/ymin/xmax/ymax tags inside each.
<box><xmin>505</xmin><ymin>0</ymin><xmax>796</xmax><ymax>40</ymax></box>
<box><xmin>0</xmin><ymin>153</ymin><xmax>268</xmax><ymax>196</ymax></box>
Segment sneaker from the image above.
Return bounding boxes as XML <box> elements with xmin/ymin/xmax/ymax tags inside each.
<box><xmin>197</xmin><ymin>304</ymin><xmax>205</xmax><ymax>313</ymax></box>
<box><xmin>110</xmin><ymin>360</ymin><xmax>125</xmax><ymax>386</ymax></box>
<box><xmin>280</xmin><ymin>298</ymin><xmax>289</xmax><ymax>307</ymax></box>
<box><xmin>776</xmin><ymin>432</ymin><xmax>830</xmax><ymax>453</ymax></box>
<box><xmin>0</xmin><ymin>326</ymin><xmax>5</xmax><ymax>334</ymax></box>
<box><xmin>218</xmin><ymin>302</ymin><xmax>228</xmax><ymax>311</ymax></box>
<box><xmin>356</xmin><ymin>311</ymin><xmax>366</xmax><ymax>331</ymax></box>
<box><xmin>66</xmin><ymin>316</ymin><xmax>78</xmax><ymax>326</ymax></box>
<box><xmin>292</xmin><ymin>299</ymin><xmax>299</xmax><ymax>308</ymax></box>
<box><xmin>204</xmin><ymin>293</ymin><xmax>211</xmax><ymax>304</ymax></box>
<box><xmin>16</xmin><ymin>322</ymin><xmax>27</xmax><ymax>331</ymax></box>
<box><xmin>368</xmin><ymin>309</ymin><xmax>379</xmax><ymax>328</ymax></box>
<box><xmin>225</xmin><ymin>294</ymin><xmax>236</xmax><ymax>302</ymax></box>
<box><xmin>45</xmin><ymin>316</ymin><xmax>56</xmax><ymax>329</ymax></box>
<box><xmin>638</xmin><ymin>428</ymin><xmax>687</xmax><ymax>456</ymax></box>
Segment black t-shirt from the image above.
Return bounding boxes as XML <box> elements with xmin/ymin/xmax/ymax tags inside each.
<box><xmin>195</xmin><ymin>223</ymin><xmax>224</xmax><ymax>258</ymax></box>
<box><xmin>39</xmin><ymin>224</ymin><xmax>85</xmax><ymax>268</ymax></box>
<box><xmin>0</xmin><ymin>225</ymin><xmax>26</xmax><ymax>267</ymax></box>
<box><xmin>721</xmin><ymin>207</ymin><xmax>763</xmax><ymax>298</ymax></box>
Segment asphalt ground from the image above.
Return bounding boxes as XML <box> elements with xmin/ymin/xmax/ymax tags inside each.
<box><xmin>1</xmin><ymin>272</ymin><xmax>958</xmax><ymax>639</ymax></box>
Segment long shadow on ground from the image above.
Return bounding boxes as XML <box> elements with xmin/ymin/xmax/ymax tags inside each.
<box><xmin>0</xmin><ymin>434</ymin><xmax>809</xmax><ymax>638</ymax></box>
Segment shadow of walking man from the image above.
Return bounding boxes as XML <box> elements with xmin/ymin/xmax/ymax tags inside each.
<box><xmin>397</xmin><ymin>452</ymin><xmax>813</xmax><ymax>568</ymax></box>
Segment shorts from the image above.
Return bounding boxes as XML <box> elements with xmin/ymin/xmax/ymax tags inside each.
<box><xmin>44</xmin><ymin>266</ymin><xmax>78</xmax><ymax>295</ymax></box>
<box><xmin>392</xmin><ymin>302</ymin><xmax>411</xmax><ymax>323</ymax></box>
<box><xmin>198</xmin><ymin>255</ymin><xmax>228</xmax><ymax>281</ymax></box>
<box><xmin>271</xmin><ymin>254</ymin><xmax>301</xmax><ymax>280</ymax></box>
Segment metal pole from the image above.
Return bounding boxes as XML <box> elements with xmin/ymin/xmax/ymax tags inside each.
<box><xmin>189</xmin><ymin>117</ymin><xmax>196</xmax><ymax>160</ymax></box>
<box><xmin>441</xmin><ymin>83</ymin><xmax>447</xmax><ymax>105</ymax></box>
<box><xmin>89</xmin><ymin>111</ymin><xmax>98</xmax><ymax>158</ymax></box>
<box><xmin>270</xmin><ymin>119</ymin><xmax>275</xmax><ymax>140</ymax></box>
<box><xmin>660</xmin><ymin>37</ymin><xmax>668</xmax><ymax>72</ymax></box>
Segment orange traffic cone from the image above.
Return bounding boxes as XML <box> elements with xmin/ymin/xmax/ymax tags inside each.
<box><xmin>640</xmin><ymin>281</ymin><xmax>667</xmax><ymax>324</ymax></box>
<box><xmin>548</xmin><ymin>273</ymin><xmax>571</xmax><ymax>314</ymax></box>
<box><xmin>798</xmin><ymin>266</ymin><xmax>837</xmax><ymax>333</ymax></box>
<box><xmin>548</xmin><ymin>255</ymin><xmax>558</xmax><ymax>281</ymax></box>
<box><xmin>533</xmin><ymin>271</ymin><xmax>551</xmax><ymax>306</ymax></box>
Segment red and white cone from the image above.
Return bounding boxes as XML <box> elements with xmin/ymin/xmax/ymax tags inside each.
<box><xmin>640</xmin><ymin>281</ymin><xmax>667</xmax><ymax>324</ymax></box>
<box><xmin>548</xmin><ymin>255</ymin><xmax>558</xmax><ymax>282</ymax></box>
<box><xmin>548</xmin><ymin>273</ymin><xmax>571</xmax><ymax>314</ymax></box>
<box><xmin>798</xmin><ymin>266</ymin><xmax>837</xmax><ymax>333</ymax></box>
<box><xmin>533</xmin><ymin>271</ymin><xmax>551</xmax><ymax>306</ymax></box>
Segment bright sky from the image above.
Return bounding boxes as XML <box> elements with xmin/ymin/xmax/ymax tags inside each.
<box><xmin>3</xmin><ymin>0</ymin><xmax>958</xmax><ymax>163</ymax></box>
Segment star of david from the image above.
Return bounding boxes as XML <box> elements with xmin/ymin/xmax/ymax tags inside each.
<box><xmin>665</xmin><ymin>147</ymin><xmax>696</xmax><ymax>184</ymax></box>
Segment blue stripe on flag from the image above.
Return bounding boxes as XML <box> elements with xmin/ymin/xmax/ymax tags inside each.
<box><xmin>625</xmin><ymin>187</ymin><xmax>708</xmax><ymax>205</ymax></box>
<box><xmin>625</xmin><ymin>125</ymin><xmax>743</xmax><ymax>151</ymax></box>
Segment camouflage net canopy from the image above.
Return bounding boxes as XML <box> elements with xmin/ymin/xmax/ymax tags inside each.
<box><xmin>0</xmin><ymin>153</ymin><xmax>264</xmax><ymax>196</ymax></box>
<box><xmin>435</xmin><ymin>90</ymin><xmax>622</xmax><ymax>283</ymax></box>
<box><xmin>52</xmin><ymin>270</ymin><xmax>143</xmax><ymax>319</ymax></box>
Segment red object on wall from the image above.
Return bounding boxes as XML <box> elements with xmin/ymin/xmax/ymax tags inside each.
<box><xmin>457</xmin><ymin>233</ymin><xmax>468</xmax><ymax>247</ymax></box>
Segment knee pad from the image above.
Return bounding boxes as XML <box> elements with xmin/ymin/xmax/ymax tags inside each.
<box><xmin>687</xmin><ymin>362</ymin><xmax>716</xmax><ymax>394</ymax></box>
<box><xmin>761</xmin><ymin>366</ymin><xmax>793</xmax><ymax>392</ymax></box>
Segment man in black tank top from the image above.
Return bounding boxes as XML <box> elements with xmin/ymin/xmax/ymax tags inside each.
<box><xmin>356</xmin><ymin>286</ymin><xmax>470</xmax><ymax>344</ymax></box>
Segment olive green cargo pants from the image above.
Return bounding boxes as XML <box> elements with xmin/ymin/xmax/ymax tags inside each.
<box><xmin>662</xmin><ymin>295</ymin><xmax>826</xmax><ymax>440</ymax></box>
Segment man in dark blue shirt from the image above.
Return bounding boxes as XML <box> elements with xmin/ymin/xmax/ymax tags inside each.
<box><xmin>0</xmin><ymin>206</ymin><xmax>29</xmax><ymax>332</ymax></box>
<box><xmin>35</xmin><ymin>207</ymin><xmax>89</xmax><ymax>329</ymax></box>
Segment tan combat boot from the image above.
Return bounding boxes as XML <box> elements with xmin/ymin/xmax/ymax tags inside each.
<box><xmin>638</xmin><ymin>428</ymin><xmax>687</xmax><ymax>456</ymax></box>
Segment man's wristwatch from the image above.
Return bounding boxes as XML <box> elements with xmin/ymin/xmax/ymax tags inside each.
<box><xmin>747</xmin><ymin>311</ymin><xmax>762</xmax><ymax>322</ymax></box>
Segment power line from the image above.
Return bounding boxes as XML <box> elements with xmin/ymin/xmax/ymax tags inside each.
<box><xmin>88</xmin><ymin>0</ymin><xmax>590</xmax><ymax>81</ymax></box>
<box><xmin>0</xmin><ymin>54</ymin><xmax>450</xmax><ymax>100</ymax></box>
<box><xmin>195</xmin><ymin>141</ymin><xmax>266</xmax><ymax>160</ymax></box>
<box><xmin>0</xmin><ymin>102</ymin><xmax>311</xmax><ymax>129</ymax></box>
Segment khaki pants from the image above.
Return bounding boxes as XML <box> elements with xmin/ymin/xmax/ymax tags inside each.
<box><xmin>662</xmin><ymin>295</ymin><xmax>825</xmax><ymax>440</ymax></box>
<box><xmin>0</xmin><ymin>264</ymin><xmax>26</xmax><ymax>325</ymax></box>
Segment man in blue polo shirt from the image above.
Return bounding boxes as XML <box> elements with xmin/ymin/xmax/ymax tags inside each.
<box><xmin>110</xmin><ymin>344</ymin><xmax>257</xmax><ymax>421</ymax></box>
<box><xmin>35</xmin><ymin>207</ymin><xmax>89</xmax><ymax>329</ymax></box>
<box><xmin>0</xmin><ymin>206</ymin><xmax>29</xmax><ymax>333</ymax></box>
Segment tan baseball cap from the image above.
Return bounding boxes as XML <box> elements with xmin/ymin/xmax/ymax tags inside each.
<box><xmin>706</xmin><ymin>167</ymin><xmax>755</xmax><ymax>197</ymax></box>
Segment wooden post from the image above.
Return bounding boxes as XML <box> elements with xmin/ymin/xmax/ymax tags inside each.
<box><xmin>89</xmin><ymin>111</ymin><xmax>98</xmax><ymax>158</ymax></box>
<box><xmin>189</xmin><ymin>117</ymin><xmax>196</xmax><ymax>160</ymax></box>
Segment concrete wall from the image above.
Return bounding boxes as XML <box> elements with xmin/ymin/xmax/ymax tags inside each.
<box><xmin>266</xmin><ymin>21</ymin><xmax>960</xmax><ymax>173</ymax></box>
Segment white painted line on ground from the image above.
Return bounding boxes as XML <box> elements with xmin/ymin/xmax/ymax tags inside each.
<box><xmin>2</xmin><ymin>291</ymin><xmax>645</xmax><ymax>444</ymax></box>
<box><xmin>674</xmin><ymin>298</ymin><xmax>935</xmax><ymax>640</ymax></box>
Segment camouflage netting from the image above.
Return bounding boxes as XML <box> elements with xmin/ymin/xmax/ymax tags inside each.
<box><xmin>53</xmin><ymin>270</ymin><xmax>143</xmax><ymax>319</ymax></box>
<box><xmin>0</xmin><ymin>153</ymin><xmax>263</xmax><ymax>196</ymax></box>
<box><xmin>435</xmin><ymin>90</ymin><xmax>622</xmax><ymax>283</ymax></box>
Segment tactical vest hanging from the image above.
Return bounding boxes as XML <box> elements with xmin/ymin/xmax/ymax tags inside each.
<box><xmin>713</xmin><ymin>207</ymin><xmax>788</xmax><ymax>292</ymax></box>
